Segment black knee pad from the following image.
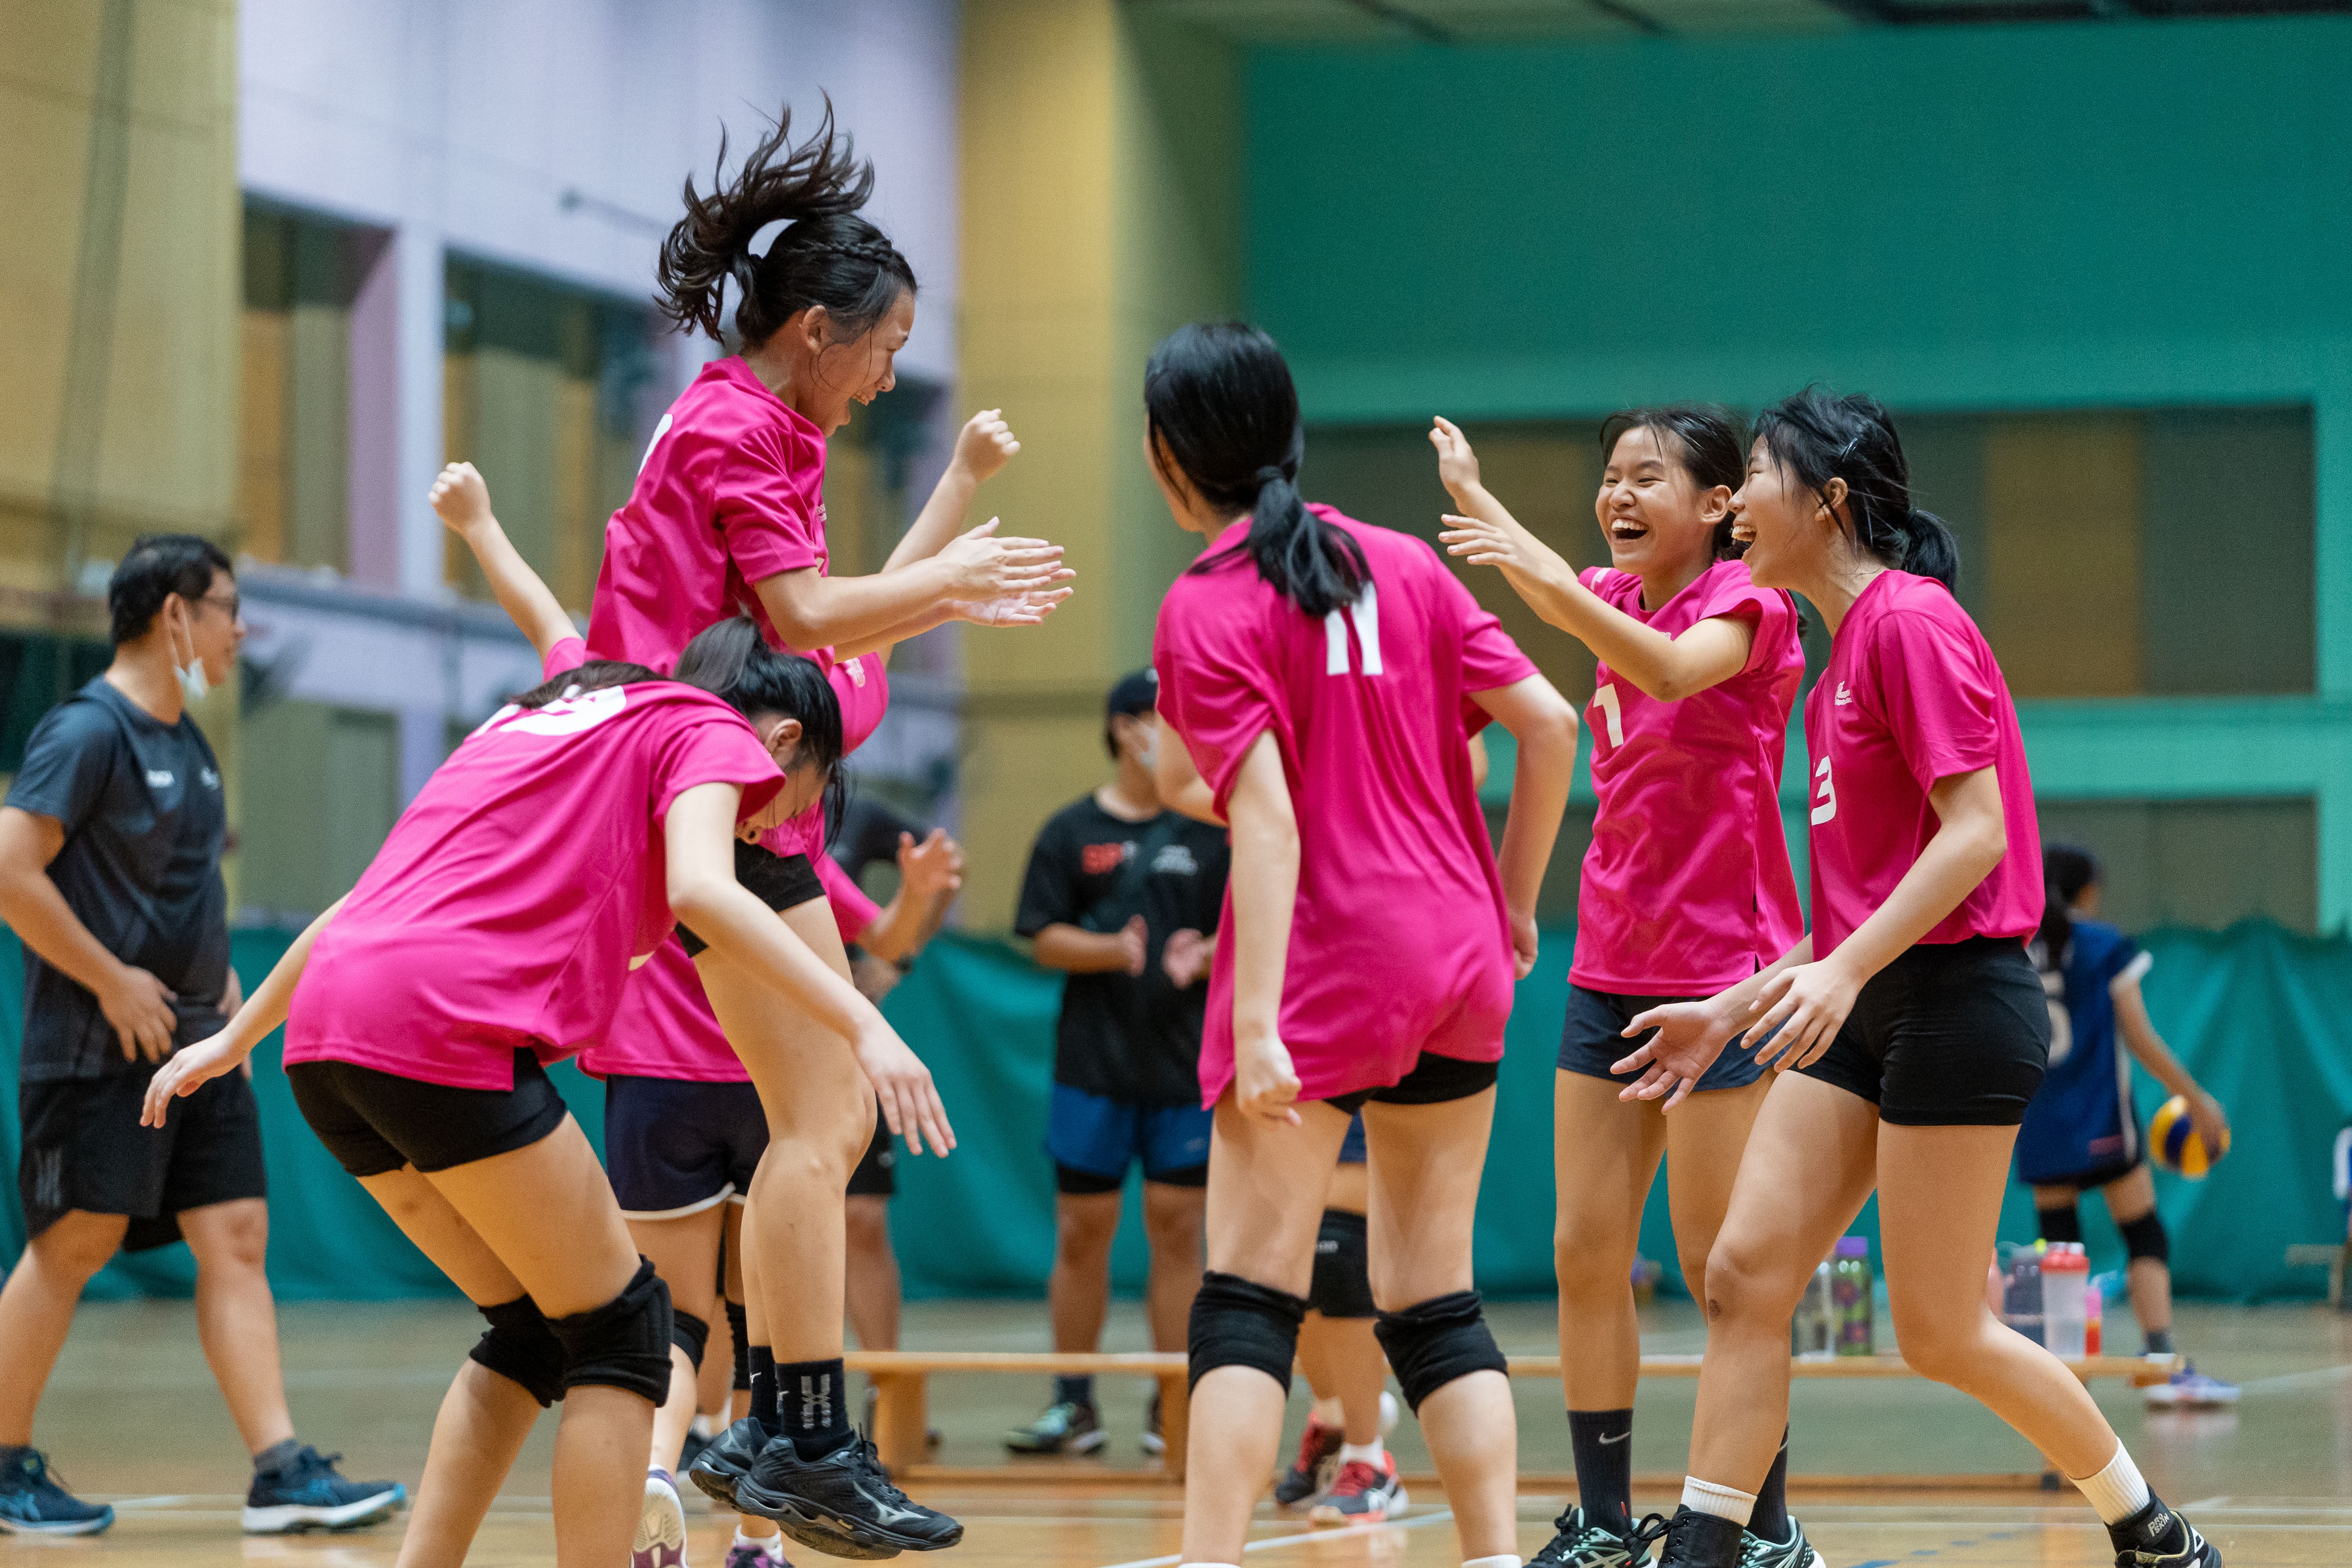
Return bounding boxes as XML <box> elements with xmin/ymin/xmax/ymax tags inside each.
<box><xmin>671</xmin><ymin>1307</ymin><xmax>710</xmax><ymax>1371</ymax></box>
<box><xmin>727</xmin><ymin>1299</ymin><xmax>751</xmax><ymax>1393</ymax></box>
<box><xmin>1374</xmin><ymin>1290</ymin><xmax>1507</xmax><ymax>1413</ymax></box>
<box><xmin>1309</xmin><ymin>1210</ymin><xmax>1376</xmax><ymax>1320</ymax></box>
<box><xmin>2119</xmin><ymin>1209</ymin><xmax>2169</xmax><ymax>1265</ymax></box>
<box><xmin>1187</xmin><ymin>1270</ymin><xmax>1306</xmax><ymax>1394</ymax></box>
<box><xmin>470</xmin><ymin>1296</ymin><xmax>568</xmax><ymax>1408</ymax></box>
<box><xmin>2036</xmin><ymin>1203</ymin><xmax>2083</xmax><ymax>1245</ymax></box>
<box><xmin>548</xmin><ymin>1258</ymin><xmax>674</xmax><ymax>1404</ymax></box>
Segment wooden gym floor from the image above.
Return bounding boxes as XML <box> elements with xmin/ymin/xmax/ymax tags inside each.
<box><xmin>8</xmin><ymin>1296</ymin><xmax>2345</xmax><ymax>1566</ymax></box>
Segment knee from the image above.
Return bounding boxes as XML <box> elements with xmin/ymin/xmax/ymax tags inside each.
<box><xmin>844</xmin><ymin>1199</ymin><xmax>892</xmax><ymax>1256</ymax></box>
<box><xmin>192</xmin><ymin>1202</ymin><xmax>271</xmax><ymax>1272</ymax></box>
<box><xmin>1699</xmin><ymin>1234</ymin><xmax>1793</xmax><ymax>1329</ymax></box>
<box><xmin>546</xmin><ymin>1259</ymin><xmax>673</xmax><ymax>1404</ymax></box>
<box><xmin>1056</xmin><ymin>1201</ymin><xmax>1120</xmax><ymax>1260</ymax></box>
<box><xmin>1888</xmin><ymin>1301</ymin><xmax>1984</xmax><ymax>1387</ymax></box>
<box><xmin>1143</xmin><ymin>1191</ymin><xmax>1205</xmax><ymax>1256</ymax></box>
<box><xmin>1373</xmin><ymin>1290</ymin><xmax>1506</xmax><ymax>1413</ymax></box>
<box><xmin>30</xmin><ymin>1221</ymin><xmax>120</xmax><ymax>1285</ymax></box>
<box><xmin>1553</xmin><ymin>1208</ymin><xmax>1636</xmax><ymax>1290</ymax></box>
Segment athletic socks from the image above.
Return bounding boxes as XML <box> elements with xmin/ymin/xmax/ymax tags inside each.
<box><xmin>1750</xmin><ymin>1425</ymin><xmax>1792</xmax><ymax>1540</ymax></box>
<box><xmin>2144</xmin><ymin>1327</ymin><xmax>2176</xmax><ymax>1355</ymax></box>
<box><xmin>1567</xmin><ymin>1407</ymin><xmax>1634</xmax><ymax>1535</ymax></box>
<box><xmin>252</xmin><ymin>1438</ymin><xmax>303</xmax><ymax>1475</ymax></box>
<box><xmin>749</xmin><ymin>1347</ymin><xmax>779</xmax><ymax>1436</ymax></box>
<box><xmin>1055</xmin><ymin>1373</ymin><xmax>1095</xmax><ymax>1409</ymax></box>
<box><xmin>2071</xmin><ymin>1444</ymin><xmax>2153</xmax><ymax>1524</ymax></box>
<box><xmin>1339</xmin><ymin>1438</ymin><xmax>1385</xmax><ymax>1467</ymax></box>
<box><xmin>776</xmin><ymin>1356</ymin><xmax>853</xmax><ymax>1457</ymax></box>
<box><xmin>1679</xmin><ymin>1476</ymin><xmax>1757</xmax><ymax>1527</ymax></box>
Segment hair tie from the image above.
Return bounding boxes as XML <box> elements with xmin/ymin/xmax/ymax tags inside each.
<box><xmin>1255</xmin><ymin>465</ymin><xmax>1286</xmax><ymax>487</ymax></box>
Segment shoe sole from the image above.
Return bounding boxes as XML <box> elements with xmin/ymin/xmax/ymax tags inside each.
<box><xmin>733</xmin><ymin>1478</ymin><xmax>965</xmax><ymax>1559</ymax></box>
<box><xmin>1140</xmin><ymin>1431</ymin><xmax>1166</xmax><ymax>1457</ymax></box>
<box><xmin>1307</xmin><ymin>1485</ymin><xmax>1407</xmax><ymax>1527</ymax></box>
<box><xmin>635</xmin><ymin>1475</ymin><xmax>688</xmax><ymax>1568</ymax></box>
<box><xmin>690</xmin><ymin>1452</ymin><xmax>751</xmax><ymax>1507</ymax></box>
<box><xmin>241</xmin><ymin>1486</ymin><xmax>405</xmax><ymax>1535</ymax></box>
<box><xmin>0</xmin><ymin>1510</ymin><xmax>115</xmax><ymax>1537</ymax></box>
<box><xmin>1004</xmin><ymin>1429</ymin><xmax>1107</xmax><ymax>1456</ymax></box>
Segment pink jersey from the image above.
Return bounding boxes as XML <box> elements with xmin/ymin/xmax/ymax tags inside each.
<box><xmin>1572</xmin><ymin>561</ymin><xmax>1806</xmax><ymax>992</ymax></box>
<box><xmin>284</xmin><ymin>641</ymin><xmax>786</xmax><ymax>1090</ymax></box>
<box><xmin>1154</xmin><ymin>506</ymin><xmax>1538</xmax><ymax>1107</ymax></box>
<box><xmin>581</xmin><ymin>652</ymin><xmax>889</xmax><ymax>1083</ymax></box>
<box><xmin>588</xmin><ymin>356</ymin><xmax>828</xmax><ymax>668</ymax></box>
<box><xmin>1804</xmin><ymin>570</ymin><xmax>2043</xmax><ymax>957</ymax></box>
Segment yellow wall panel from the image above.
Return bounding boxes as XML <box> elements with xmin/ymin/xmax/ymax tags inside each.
<box><xmin>1983</xmin><ymin>415</ymin><xmax>2143</xmax><ymax>698</ymax></box>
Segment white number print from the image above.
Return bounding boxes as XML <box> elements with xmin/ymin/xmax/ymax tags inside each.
<box><xmin>637</xmin><ymin>411</ymin><xmax>674</xmax><ymax>474</ymax></box>
<box><xmin>1323</xmin><ymin>584</ymin><xmax>1384</xmax><ymax>677</ymax></box>
<box><xmin>1810</xmin><ymin>755</ymin><xmax>1838</xmax><ymax>825</ymax></box>
<box><xmin>497</xmin><ymin>685</ymin><xmax>630</xmax><ymax>738</ymax></box>
<box><xmin>1590</xmin><ymin>682</ymin><xmax>1626</xmax><ymax>750</ymax></box>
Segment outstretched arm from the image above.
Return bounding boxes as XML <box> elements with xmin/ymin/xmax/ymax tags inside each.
<box><xmin>142</xmin><ymin>897</ymin><xmax>346</xmax><ymax>1125</ymax></box>
<box><xmin>2114</xmin><ymin>974</ymin><xmax>2229</xmax><ymax>1155</ymax></box>
<box><xmin>432</xmin><ymin>463</ymin><xmax>577</xmax><ymax>661</ymax></box>
<box><xmin>1431</xmin><ymin>417</ymin><xmax>1754</xmax><ymax>701</ymax></box>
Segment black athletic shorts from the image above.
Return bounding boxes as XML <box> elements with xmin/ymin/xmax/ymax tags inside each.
<box><xmin>2036</xmin><ymin>1153</ymin><xmax>2147</xmax><ymax>1194</ymax></box>
<box><xmin>604</xmin><ymin>1075</ymin><xmax>768</xmax><ymax>1217</ymax></box>
<box><xmin>1324</xmin><ymin>1051</ymin><xmax>1499</xmax><ymax>1118</ymax></box>
<box><xmin>1798</xmin><ymin>937</ymin><xmax>2050</xmax><ymax>1127</ymax></box>
<box><xmin>19</xmin><ymin>1065</ymin><xmax>266</xmax><ymax>1251</ymax></box>
<box><xmin>847</xmin><ymin>1116</ymin><xmax>896</xmax><ymax>1198</ymax></box>
<box><xmin>288</xmin><ymin>1049</ymin><xmax>570</xmax><ymax>1178</ymax></box>
<box><xmin>677</xmin><ymin>843</ymin><xmax>826</xmax><ymax>957</ymax></box>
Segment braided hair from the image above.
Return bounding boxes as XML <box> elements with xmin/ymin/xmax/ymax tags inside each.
<box><xmin>656</xmin><ymin>96</ymin><xmax>917</xmax><ymax>350</ymax></box>
<box><xmin>1751</xmin><ymin>387</ymin><xmax>1959</xmax><ymax>591</ymax></box>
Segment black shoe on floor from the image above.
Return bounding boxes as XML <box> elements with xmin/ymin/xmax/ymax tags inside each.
<box><xmin>735</xmin><ymin>1432</ymin><xmax>963</xmax><ymax>1560</ymax></box>
<box><xmin>2110</xmin><ymin>1496</ymin><xmax>2222</xmax><ymax>1568</ymax></box>
<box><xmin>1648</xmin><ymin>1507</ymin><xmax>1744</xmax><ymax>1568</ymax></box>
<box><xmin>687</xmin><ymin>1417</ymin><xmax>771</xmax><ymax>1508</ymax></box>
<box><xmin>242</xmin><ymin>1446</ymin><xmax>405</xmax><ymax>1534</ymax></box>
<box><xmin>1531</xmin><ymin>1503</ymin><xmax>1649</xmax><ymax>1568</ymax></box>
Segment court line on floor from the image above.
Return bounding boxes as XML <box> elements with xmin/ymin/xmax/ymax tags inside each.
<box><xmin>1094</xmin><ymin>1507</ymin><xmax>1456</xmax><ymax>1568</ymax></box>
<box><xmin>2231</xmin><ymin>1361</ymin><xmax>2352</xmax><ymax>1394</ymax></box>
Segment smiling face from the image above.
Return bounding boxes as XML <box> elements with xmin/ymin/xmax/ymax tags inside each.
<box><xmin>1595</xmin><ymin>423</ymin><xmax>1730</xmax><ymax>584</ymax></box>
<box><xmin>1729</xmin><ymin>435</ymin><xmax>1824</xmax><ymax>591</ymax></box>
<box><xmin>804</xmin><ymin>289</ymin><xmax>916</xmax><ymax>434</ymax></box>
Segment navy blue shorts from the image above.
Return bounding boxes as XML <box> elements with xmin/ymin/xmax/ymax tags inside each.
<box><xmin>1558</xmin><ymin>983</ymin><xmax>1766</xmax><ymax>1093</ymax></box>
<box><xmin>1047</xmin><ymin>1083</ymin><xmax>1212</xmax><ymax>1194</ymax></box>
<box><xmin>604</xmin><ymin>1076</ymin><xmax>770</xmax><ymax>1218</ymax></box>
<box><xmin>1337</xmin><ymin>1112</ymin><xmax>1367</xmax><ymax>1166</ymax></box>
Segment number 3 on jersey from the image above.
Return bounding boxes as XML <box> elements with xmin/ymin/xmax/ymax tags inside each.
<box><xmin>1810</xmin><ymin>756</ymin><xmax>1837</xmax><ymax>825</ymax></box>
<box><xmin>1589</xmin><ymin>683</ymin><xmax>1625</xmax><ymax>750</ymax></box>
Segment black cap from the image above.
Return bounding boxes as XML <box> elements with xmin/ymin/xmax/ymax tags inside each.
<box><xmin>1107</xmin><ymin>668</ymin><xmax>1160</xmax><ymax>719</ymax></box>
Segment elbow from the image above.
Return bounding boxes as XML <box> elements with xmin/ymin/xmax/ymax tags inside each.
<box><xmin>668</xmin><ymin>876</ymin><xmax>729</xmax><ymax>936</ymax></box>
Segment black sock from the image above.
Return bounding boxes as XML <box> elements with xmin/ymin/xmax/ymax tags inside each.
<box><xmin>776</xmin><ymin>1357</ymin><xmax>852</xmax><ymax>1457</ymax></box>
<box><xmin>1567</xmin><ymin>1408</ymin><xmax>1634</xmax><ymax>1536</ymax></box>
<box><xmin>749</xmin><ymin>1348</ymin><xmax>779</xmax><ymax>1435</ymax></box>
<box><xmin>2144</xmin><ymin>1326</ymin><xmax>2175</xmax><ymax>1355</ymax></box>
<box><xmin>1750</xmin><ymin>1425</ymin><xmax>1792</xmax><ymax>1540</ymax></box>
<box><xmin>252</xmin><ymin>1438</ymin><xmax>304</xmax><ymax>1475</ymax></box>
<box><xmin>2109</xmin><ymin>1495</ymin><xmax>2186</xmax><ymax>1554</ymax></box>
<box><xmin>1054</xmin><ymin>1374</ymin><xmax>1095</xmax><ymax>1409</ymax></box>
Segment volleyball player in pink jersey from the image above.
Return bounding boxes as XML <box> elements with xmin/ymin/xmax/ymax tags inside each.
<box><xmin>590</xmin><ymin>102</ymin><xmax>1064</xmax><ymax>1557</ymax></box>
<box><xmin>137</xmin><ymin>617</ymin><xmax>932</xmax><ymax>1568</ymax></box>
<box><xmin>1144</xmin><ymin>323</ymin><xmax>1581</xmax><ymax>1568</ymax></box>
<box><xmin>1613</xmin><ymin>390</ymin><xmax>2219</xmax><ymax>1568</ymax></box>
<box><xmin>1435</xmin><ymin>409</ymin><xmax>1820</xmax><ymax>1568</ymax></box>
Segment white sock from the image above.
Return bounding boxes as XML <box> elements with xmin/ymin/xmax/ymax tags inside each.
<box><xmin>2071</xmin><ymin>1444</ymin><xmax>2152</xmax><ymax>1525</ymax></box>
<box><xmin>736</xmin><ymin>1523</ymin><xmax>782</xmax><ymax>1545</ymax></box>
<box><xmin>1463</xmin><ymin>1555</ymin><xmax>1523</xmax><ymax>1568</ymax></box>
<box><xmin>1339</xmin><ymin>1438</ymin><xmax>1385</xmax><ymax>1466</ymax></box>
<box><xmin>1680</xmin><ymin>1476</ymin><xmax>1758</xmax><ymax>1526</ymax></box>
<box><xmin>691</xmin><ymin>1413</ymin><xmax>718</xmax><ymax>1440</ymax></box>
<box><xmin>1312</xmin><ymin>1395</ymin><xmax>1345</xmax><ymax>1426</ymax></box>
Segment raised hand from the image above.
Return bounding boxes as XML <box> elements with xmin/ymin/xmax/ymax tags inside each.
<box><xmin>937</xmin><ymin>518</ymin><xmax>1075</xmax><ymax>604</ymax></box>
<box><xmin>954</xmin><ymin>583</ymin><xmax>1073</xmax><ymax>626</ymax></box>
<box><xmin>1162</xmin><ymin>927</ymin><xmax>1212</xmax><ymax>989</ymax></box>
<box><xmin>896</xmin><ymin>828</ymin><xmax>965</xmax><ymax>904</ymax></box>
<box><xmin>1440</xmin><ymin>511</ymin><xmax>1548</xmax><ymax>576</ymax></box>
<box><xmin>1429</xmin><ymin>416</ymin><xmax>1484</xmax><ymax>500</ymax></box>
<box><xmin>951</xmin><ymin>409</ymin><xmax>1021</xmax><ymax>485</ymax></box>
<box><xmin>429</xmin><ymin>461</ymin><xmax>494</xmax><ymax>532</ymax></box>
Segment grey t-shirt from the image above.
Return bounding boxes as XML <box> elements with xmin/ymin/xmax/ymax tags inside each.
<box><xmin>6</xmin><ymin>677</ymin><xmax>229</xmax><ymax>1080</ymax></box>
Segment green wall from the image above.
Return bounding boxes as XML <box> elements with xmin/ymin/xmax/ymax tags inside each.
<box><xmin>1243</xmin><ymin>18</ymin><xmax>2352</xmax><ymax>926</ymax></box>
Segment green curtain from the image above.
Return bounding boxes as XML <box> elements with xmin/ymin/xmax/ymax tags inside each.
<box><xmin>2</xmin><ymin>923</ymin><xmax>2344</xmax><ymax>1302</ymax></box>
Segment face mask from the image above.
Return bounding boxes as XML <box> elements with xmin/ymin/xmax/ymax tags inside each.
<box><xmin>1138</xmin><ymin>738</ymin><xmax>1158</xmax><ymax>773</ymax></box>
<box><xmin>170</xmin><ymin>607</ymin><xmax>211</xmax><ymax>707</ymax></box>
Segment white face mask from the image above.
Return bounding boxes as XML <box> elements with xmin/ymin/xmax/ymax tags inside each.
<box><xmin>170</xmin><ymin>605</ymin><xmax>211</xmax><ymax>707</ymax></box>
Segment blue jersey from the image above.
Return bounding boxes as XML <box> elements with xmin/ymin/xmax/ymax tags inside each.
<box><xmin>2015</xmin><ymin>917</ymin><xmax>2150</xmax><ymax>1184</ymax></box>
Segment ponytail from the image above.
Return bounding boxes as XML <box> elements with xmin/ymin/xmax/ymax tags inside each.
<box><xmin>1752</xmin><ymin>387</ymin><xmax>1959</xmax><ymax>594</ymax></box>
<box><xmin>2036</xmin><ymin>842</ymin><xmax>2099</xmax><ymax>969</ymax></box>
<box><xmin>656</xmin><ymin>96</ymin><xmax>916</xmax><ymax>350</ymax></box>
<box><xmin>1148</xmin><ymin>322</ymin><xmax>1369</xmax><ymax>620</ymax></box>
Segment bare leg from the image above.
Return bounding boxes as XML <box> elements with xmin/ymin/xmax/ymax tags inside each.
<box><xmin>0</xmin><ymin>1211</ymin><xmax>126</xmax><ymax>1444</ymax></box>
<box><xmin>844</xmin><ymin>1195</ymin><xmax>901</xmax><ymax>1351</ymax></box>
<box><xmin>1661</xmin><ymin>1078</ymin><xmax>1770</xmax><ymax>1312</ymax></box>
<box><xmin>629</xmin><ymin>1208</ymin><xmax>725</xmax><ymax>1474</ymax></box>
<box><xmin>1879</xmin><ymin>1122</ymin><xmax>2122</xmax><ymax>1477</ymax></box>
<box><xmin>1051</xmin><ymin>1192</ymin><xmax>1122</xmax><ymax>1356</ymax></box>
<box><xmin>1179</xmin><ymin>1098</ymin><xmax>1351</xmax><ymax>1565</ymax></box>
<box><xmin>2098</xmin><ymin>1166</ymin><xmax>2173</xmax><ymax>1342</ymax></box>
<box><xmin>1364</xmin><ymin>1091</ymin><xmax>1515</xmax><ymax>1562</ymax></box>
<box><xmin>1552</xmin><ymin>1072</ymin><xmax>1666</xmax><ymax>1414</ymax></box>
<box><xmin>1688</xmin><ymin>1076</ymin><xmax>1878</xmax><ymax>1494</ymax></box>
<box><xmin>727</xmin><ymin>1203</ymin><xmax>782</xmax><ymax>1547</ymax></box>
<box><xmin>178</xmin><ymin>1198</ymin><xmax>297</xmax><ymax>1456</ymax></box>
<box><xmin>1302</xmin><ymin>1315</ymin><xmax>1385</xmax><ymax>1443</ymax></box>
<box><xmin>1142</xmin><ymin>1180</ymin><xmax>1207</xmax><ymax>1355</ymax></box>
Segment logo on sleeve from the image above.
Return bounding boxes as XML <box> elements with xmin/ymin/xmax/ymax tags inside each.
<box><xmin>199</xmin><ymin>767</ymin><xmax>220</xmax><ymax>790</ymax></box>
<box><xmin>145</xmin><ymin>769</ymin><xmax>175</xmax><ymax>788</ymax></box>
<box><xmin>1834</xmin><ymin>681</ymin><xmax>1854</xmax><ymax>706</ymax></box>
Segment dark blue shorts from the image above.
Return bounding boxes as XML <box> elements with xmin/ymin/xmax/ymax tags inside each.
<box><xmin>1558</xmin><ymin>983</ymin><xmax>1766</xmax><ymax>1093</ymax></box>
<box><xmin>1047</xmin><ymin>1082</ymin><xmax>1212</xmax><ymax>1194</ymax></box>
<box><xmin>1337</xmin><ymin>1112</ymin><xmax>1367</xmax><ymax>1165</ymax></box>
<box><xmin>604</xmin><ymin>1076</ymin><xmax>770</xmax><ymax>1218</ymax></box>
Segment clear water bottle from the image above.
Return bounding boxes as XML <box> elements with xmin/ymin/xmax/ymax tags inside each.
<box><xmin>1792</xmin><ymin>1262</ymin><xmax>1834</xmax><ymax>1357</ymax></box>
<box><xmin>1831</xmin><ymin>1236</ymin><xmax>1873</xmax><ymax>1356</ymax></box>
<box><xmin>2002</xmin><ymin>1243</ymin><xmax>2045</xmax><ymax>1346</ymax></box>
<box><xmin>2043</xmin><ymin>1242</ymin><xmax>2089</xmax><ymax>1360</ymax></box>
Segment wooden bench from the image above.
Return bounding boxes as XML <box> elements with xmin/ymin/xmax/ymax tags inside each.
<box><xmin>846</xmin><ymin>1349</ymin><xmax>2179</xmax><ymax>1487</ymax></box>
<box><xmin>2284</xmin><ymin>1242</ymin><xmax>2350</xmax><ymax>1306</ymax></box>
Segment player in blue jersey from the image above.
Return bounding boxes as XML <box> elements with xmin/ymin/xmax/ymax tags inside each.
<box><xmin>2019</xmin><ymin>844</ymin><xmax>2236</xmax><ymax>1408</ymax></box>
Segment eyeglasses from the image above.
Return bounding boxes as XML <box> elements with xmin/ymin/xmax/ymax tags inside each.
<box><xmin>197</xmin><ymin>591</ymin><xmax>242</xmax><ymax>620</ymax></box>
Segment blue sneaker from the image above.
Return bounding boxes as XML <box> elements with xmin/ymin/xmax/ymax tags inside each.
<box><xmin>2144</xmin><ymin>1363</ymin><xmax>2241</xmax><ymax>1409</ymax></box>
<box><xmin>0</xmin><ymin>1448</ymin><xmax>113</xmax><ymax>1535</ymax></box>
<box><xmin>241</xmin><ymin>1444</ymin><xmax>405</xmax><ymax>1533</ymax></box>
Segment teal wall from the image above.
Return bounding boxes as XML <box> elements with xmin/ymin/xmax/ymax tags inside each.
<box><xmin>1244</xmin><ymin>18</ymin><xmax>2352</xmax><ymax>927</ymax></box>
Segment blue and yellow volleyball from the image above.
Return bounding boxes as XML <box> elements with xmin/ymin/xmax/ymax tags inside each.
<box><xmin>2151</xmin><ymin>1095</ymin><xmax>2228</xmax><ymax>1178</ymax></box>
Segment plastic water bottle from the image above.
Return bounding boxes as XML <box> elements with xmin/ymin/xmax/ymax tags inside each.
<box><xmin>1831</xmin><ymin>1236</ymin><xmax>1873</xmax><ymax>1356</ymax></box>
<box><xmin>2043</xmin><ymin>1242</ymin><xmax>2089</xmax><ymax>1360</ymax></box>
<box><xmin>2002</xmin><ymin>1243</ymin><xmax>2045</xmax><ymax>1345</ymax></box>
<box><xmin>1792</xmin><ymin>1263</ymin><xmax>1834</xmax><ymax>1357</ymax></box>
